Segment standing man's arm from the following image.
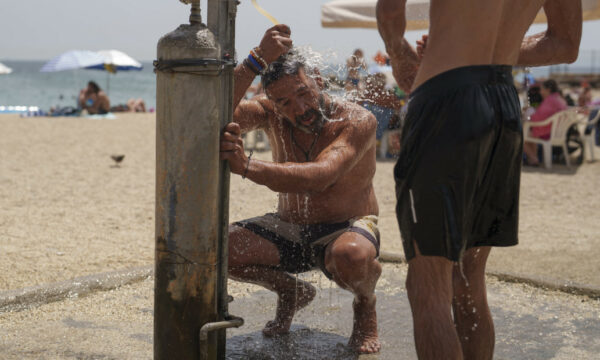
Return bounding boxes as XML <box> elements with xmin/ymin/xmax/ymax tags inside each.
<box><xmin>376</xmin><ymin>0</ymin><xmax>420</xmax><ymax>93</ymax></box>
<box><xmin>231</xmin><ymin>24</ymin><xmax>292</xmax><ymax>133</ymax></box>
<box><xmin>518</xmin><ymin>0</ymin><xmax>582</xmax><ymax>66</ymax></box>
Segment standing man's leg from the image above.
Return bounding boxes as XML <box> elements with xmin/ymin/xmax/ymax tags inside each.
<box><xmin>452</xmin><ymin>246</ymin><xmax>494</xmax><ymax>360</ymax></box>
<box><xmin>228</xmin><ymin>225</ymin><xmax>316</xmax><ymax>336</ymax></box>
<box><xmin>324</xmin><ymin>232</ymin><xmax>382</xmax><ymax>354</ymax></box>
<box><xmin>406</xmin><ymin>244</ymin><xmax>463</xmax><ymax>360</ymax></box>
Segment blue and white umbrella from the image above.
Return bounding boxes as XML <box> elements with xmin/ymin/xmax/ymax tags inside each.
<box><xmin>85</xmin><ymin>50</ymin><xmax>143</xmax><ymax>95</ymax></box>
<box><xmin>40</xmin><ymin>50</ymin><xmax>105</xmax><ymax>72</ymax></box>
<box><xmin>86</xmin><ymin>50</ymin><xmax>143</xmax><ymax>73</ymax></box>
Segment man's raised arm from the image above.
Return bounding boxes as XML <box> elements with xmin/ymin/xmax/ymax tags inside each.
<box><xmin>376</xmin><ymin>0</ymin><xmax>419</xmax><ymax>93</ymax></box>
<box><xmin>518</xmin><ymin>0</ymin><xmax>582</xmax><ymax>66</ymax></box>
<box><xmin>232</xmin><ymin>25</ymin><xmax>292</xmax><ymax>133</ymax></box>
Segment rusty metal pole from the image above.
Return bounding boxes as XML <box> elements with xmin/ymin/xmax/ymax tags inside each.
<box><xmin>207</xmin><ymin>1</ymin><xmax>238</xmax><ymax>358</ymax></box>
<box><xmin>154</xmin><ymin>1</ymin><xmax>240</xmax><ymax>359</ymax></box>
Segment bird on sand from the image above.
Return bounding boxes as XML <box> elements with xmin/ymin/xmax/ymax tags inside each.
<box><xmin>111</xmin><ymin>154</ymin><xmax>125</xmax><ymax>167</ymax></box>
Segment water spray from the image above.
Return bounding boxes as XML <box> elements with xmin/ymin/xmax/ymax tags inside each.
<box><xmin>251</xmin><ymin>0</ymin><xmax>279</xmax><ymax>25</ymax></box>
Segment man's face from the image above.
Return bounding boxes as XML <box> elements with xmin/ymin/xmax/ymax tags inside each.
<box><xmin>265</xmin><ymin>68</ymin><xmax>324</xmax><ymax>133</ymax></box>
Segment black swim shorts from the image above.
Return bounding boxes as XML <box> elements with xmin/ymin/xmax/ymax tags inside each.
<box><xmin>233</xmin><ymin>214</ymin><xmax>380</xmax><ymax>279</ymax></box>
<box><xmin>395</xmin><ymin>65</ymin><xmax>522</xmax><ymax>262</ymax></box>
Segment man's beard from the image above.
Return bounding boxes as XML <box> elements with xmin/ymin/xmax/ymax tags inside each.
<box><xmin>292</xmin><ymin>94</ymin><xmax>327</xmax><ymax>134</ymax></box>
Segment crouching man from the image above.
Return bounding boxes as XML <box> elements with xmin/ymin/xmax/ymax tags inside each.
<box><xmin>220</xmin><ymin>25</ymin><xmax>382</xmax><ymax>354</ymax></box>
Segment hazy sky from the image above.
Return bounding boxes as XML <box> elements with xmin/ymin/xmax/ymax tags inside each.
<box><xmin>2</xmin><ymin>1</ymin><xmax>599</xmax><ymax>63</ymax></box>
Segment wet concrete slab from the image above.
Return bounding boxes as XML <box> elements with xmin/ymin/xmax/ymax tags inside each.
<box><xmin>1</xmin><ymin>264</ymin><xmax>599</xmax><ymax>359</ymax></box>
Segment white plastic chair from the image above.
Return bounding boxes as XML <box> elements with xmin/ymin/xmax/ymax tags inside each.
<box><xmin>523</xmin><ymin>109</ymin><xmax>580</xmax><ymax>169</ymax></box>
<box><xmin>582</xmin><ymin>109</ymin><xmax>600</xmax><ymax>161</ymax></box>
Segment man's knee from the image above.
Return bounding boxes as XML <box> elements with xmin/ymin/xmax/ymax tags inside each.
<box><xmin>328</xmin><ymin>240</ymin><xmax>374</xmax><ymax>271</ymax></box>
<box><xmin>452</xmin><ymin>247</ymin><xmax>490</xmax><ymax>290</ymax></box>
<box><xmin>406</xmin><ymin>258</ymin><xmax>454</xmax><ymax>306</ymax></box>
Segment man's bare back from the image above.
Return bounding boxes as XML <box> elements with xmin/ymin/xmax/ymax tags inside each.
<box><xmin>376</xmin><ymin>1</ymin><xmax>582</xmax><ymax>359</ymax></box>
<box><xmin>378</xmin><ymin>0</ymin><xmax>582</xmax><ymax>93</ymax></box>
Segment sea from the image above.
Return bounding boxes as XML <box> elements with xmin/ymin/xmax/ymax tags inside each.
<box><xmin>0</xmin><ymin>59</ymin><xmax>346</xmax><ymax>114</ymax></box>
<box><xmin>0</xmin><ymin>60</ymin><xmax>157</xmax><ymax>113</ymax></box>
<box><xmin>0</xmin><ymin>57</ymin><xmax>595</xmax><ymax>114</ymax></box>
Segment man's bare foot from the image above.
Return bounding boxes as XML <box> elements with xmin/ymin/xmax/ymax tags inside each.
<box><xmin>262</xmin><ymin>279</ymin><xmax>316</xmax><ymax>337</ymax></box>
<box><xmin>348</xmin><ymin>296</ymin><xmax>380</xmax><ymax>354</ymax></box>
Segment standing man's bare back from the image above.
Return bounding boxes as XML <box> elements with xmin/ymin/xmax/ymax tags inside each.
<box><xmin>378</xmin><ymin>0</ymin><xmax>581</xmax><ymax>92</ymax></box>
<box><xmin>377</xmin><ymin>1</ymin><xmax>581</xmax><ymax>359</ymax></box>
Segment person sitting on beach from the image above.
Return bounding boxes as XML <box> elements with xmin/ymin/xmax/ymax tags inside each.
<box><xmin>360</xmin><ymin>72</ymin><xmax>403</xmax><ymax>158</ymax></box>
<box><xmin>220</xmin><ymin>25</ymin><xmax>382</xmax><ymax>354</ymax></box>
<box><xmin>78</xmin><ymin>81</ymin><xmax>110</xmax><ymax>115</ymax></box>
<box><xmin>523</xmin><ymin>79</ymin><xmax>568</xmax><ymax>165</ymax></box>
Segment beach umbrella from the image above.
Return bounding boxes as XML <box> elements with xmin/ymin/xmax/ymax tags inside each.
<box><xmin>0</xmin><ymin>62</ymin><xmax>13</xmax><ymax>75</ymax></box>
<box><xmin>321</xmin><ymin>0</ymin><xmax>600</xmax><ymax>30</ymax></box>
<box><xmin>40</xmin><ymin>50</ymin><xmax>105</xmax><ymax>72</ymax></box>
<box><xmin>86</xmin><ymin>50</ymin><xmax>143</xmax><ymax>73</ymax></box>
<box><xmin>322</xmin><ymin>0</ymin><xmax>428</xmax><ymax>30</ymax></box>
<box><xmin>85</xmin><ymin>50</ymin><xmax>143</xmax><ymax>95</ymax></box>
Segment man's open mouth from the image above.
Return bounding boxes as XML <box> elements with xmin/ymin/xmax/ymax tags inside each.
<box><xmin>300</xmin><ymin>116</ymin><xmax>314</xmax><ymax>126</ymax></box>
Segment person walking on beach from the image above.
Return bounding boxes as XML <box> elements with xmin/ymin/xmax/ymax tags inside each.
<box><xmin>376</xmin><ymin>1</ymin><xmax>582</xmax><ymax>359</ymax></box>
<box><xmin>220</xmin><ymin>25</ymin><xmax>382</xmax><ymax>354</ymax></box>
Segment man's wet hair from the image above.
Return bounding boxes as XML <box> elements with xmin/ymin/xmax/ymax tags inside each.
<box><xmin>261</xmin><ymin>49</ymin><xmax>307</xmax><ymax>90</ymax></box>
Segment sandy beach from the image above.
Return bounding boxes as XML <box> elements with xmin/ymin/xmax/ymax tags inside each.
<box><xmin>1</xmin><ymin>113</ymin><xmax>599</xmax><ymax>291</ymax></box>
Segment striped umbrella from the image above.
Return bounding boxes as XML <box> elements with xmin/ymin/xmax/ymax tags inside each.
<box><xmin>85</xmin><ymin>50</ymin><xmax>143</xmax><ymax>73</ymax></box>
<box><xmin>85</xmin><ymin>50</ymin><xmax>143</xmax><ymax>95</ymax></box>
<box><xmin>40</xmin><ymin>50</ymin><xmax>105</xmax><ymax>72</ymax></box>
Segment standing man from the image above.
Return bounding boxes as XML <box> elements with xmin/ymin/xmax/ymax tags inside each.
<box><xmin>376</xmin><ymin>1</ymin><xmax>582</xmax><ymax>359</ymax></box>
<box><xmin>345</xmin><ymin>48</ymin><xmax>368</xmax><ymax>92</ymax></box>
<box><xmin>220</xmin><ymin>25</ymin><xmax>382</xmax><ymax>354</ymax></box>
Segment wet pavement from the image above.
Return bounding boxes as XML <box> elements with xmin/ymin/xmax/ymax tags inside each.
<box><xmin>1</xmin><ymin>264</ymin><xmax>599</xmax><ymax>359</ymax></box>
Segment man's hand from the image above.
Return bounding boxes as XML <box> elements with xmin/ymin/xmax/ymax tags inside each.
<box><xmin>220</xmin><ymin>122</ymin><xmax>248</xmax><ymax>176</ymax></box>
<box><xmin>416</xmin><ymin>35</ymin><xmax>428</xmax><ymax>60</ymax></box>
<box><xmin>255</xmin><ymin>24</ymin><xmax>293</xmax><ymax>64</ymax></box>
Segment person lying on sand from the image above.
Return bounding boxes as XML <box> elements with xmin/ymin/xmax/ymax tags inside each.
<box><xmin>220</xmin><ymin>25</ymin><xmax>382</xmax><ymax>354</ymax></box>
<box><xmin>111</xmin><ymin>98</ymin><xmax>146</xmax><ymax>113</ymax></box>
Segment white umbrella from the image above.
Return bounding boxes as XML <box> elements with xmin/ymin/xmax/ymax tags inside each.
<box><xmin>40</xmin><ymin>50</ymin><xmax>105</xmax><ymax>72</ymax></box>
<box><xmin>0</xmin><ymin>62</ymin><xmax>13</xmax><ymax>75</ymax></box>
<box><xmin>85</xmin><ymin>50</ymin><xmax>143</xmax><ymax>95</ymax></box>
<box><xmin>86</xmin><ymin>50</ymin><xmax>143</xmax><ymax>73</ymax></box>
<box><xmin>321</xmin><ymin>0</ymin><xmax>600</xmax><ymax>30</ymax></box>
